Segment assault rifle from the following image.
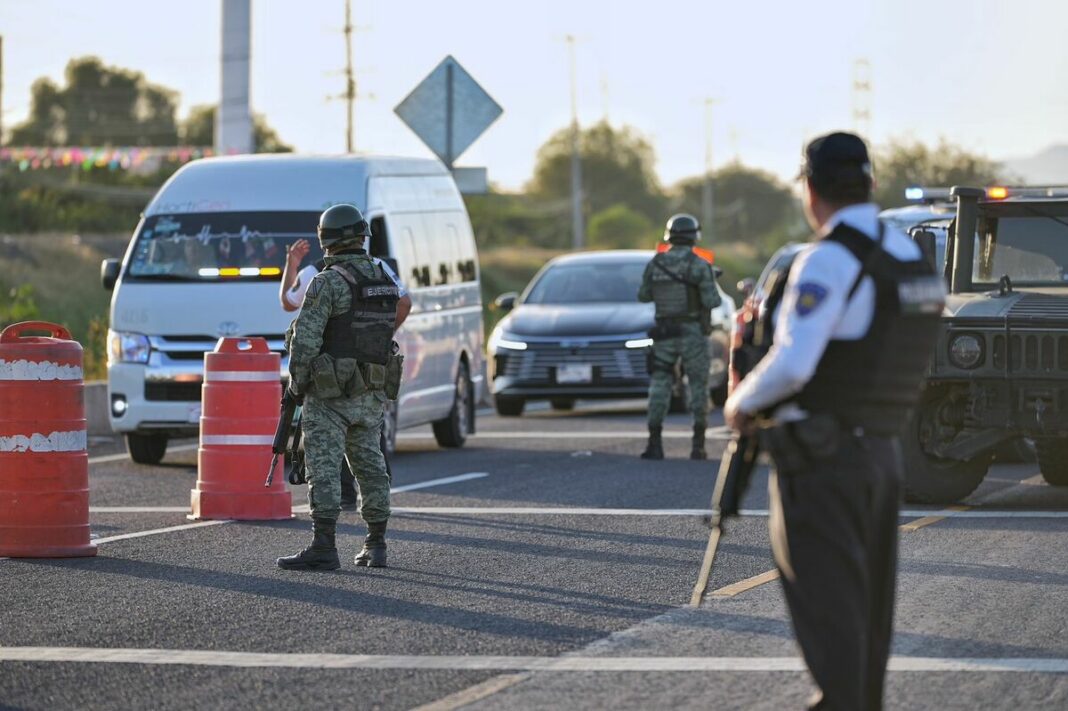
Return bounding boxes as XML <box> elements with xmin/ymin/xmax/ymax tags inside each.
<box><xmin>264</xmin><ymin>389</ymin><xmax>300</xmax><ymax>487</ymax></box>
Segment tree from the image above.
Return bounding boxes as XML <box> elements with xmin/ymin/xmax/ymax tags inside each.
<box><xmin>8</xmin><ymin>57</ymin><xmax>179</xmax><ymax>146</ymax></box>
<box><xmin>527</xmin><ymin>121</ymin><xmax>667</xmax><ymax>222</ymax></box>
<box><xmin>587</xmin><ymin>203</ymin><xmax>656</xmax><ymax>250</ymax></box>
<box><xmin>874</xmin><ymin>138</ymin><xmax>1006</xmax><ymax>208</ymax></box>
<box><xmin>673</xmin><ymin>163</ymin><xmax>799</xmax><ymax>245</ymax></box>
<box><xmin>181</xmin><ymin>105</ymin><xmax>292</xmax><ymax>153</ymax></box>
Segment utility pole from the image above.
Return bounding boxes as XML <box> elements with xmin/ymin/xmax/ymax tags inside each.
<box><xmin>566</xmin><ymin>35</ymin><xmax>584</xmax><ymax>250</ymax></box>
<box><xmin>344</xmin><ymin>0</ymin><xmax>355</xmax><ymax>152</ymax></box>
<box><xmin>702</xmin><ymin>98</ymin><xmax>718</xmax><ymax>242</ymax></box>
<box><xmin>0</xmin><ymin>36</ymin><xmax>5</xmax><ymax>146</ymax></box>
<box><xmin>852</xmin><ymin>58</ymin><xmax>872</xmax><ymax>141</ymax></box>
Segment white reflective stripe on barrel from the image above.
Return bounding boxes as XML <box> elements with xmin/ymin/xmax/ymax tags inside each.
<box><xmin>0</xmin><ymin>359</ymin><xmax>83</xmax><ymax>381</ymax></box>
<box><xmin>0</xmin><ymin>430</ymin><xmax>87</xmax><ymax>452</ymax></box>
<box><xmin>201</xmin><ymin>435</ymin><xmax>275</xmax><ymax>446</ymax></box>
<box><xmin>203</xmin><ymin>371</ymin><xmax>279</xmax><ymax>382</ymax></box>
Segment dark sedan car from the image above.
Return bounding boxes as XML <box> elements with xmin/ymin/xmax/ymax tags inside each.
<box><xmin>488</xmin><ymin>250</ymin><xmax>734</xmax><ymax>416</ymax></box>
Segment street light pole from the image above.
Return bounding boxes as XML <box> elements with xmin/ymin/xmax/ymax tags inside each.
<box><xmin>566</xmin><ymin>35</ymin><xmax>584</xmax><ymax>251</ymax></box>
<box><xmin>702</xmin><ymin>98</ymin><xmax>717</xmax><ymax>242</ymax></box>
<box><xmin>344</xmin><ymin>0</ymin><xmax>355</xmax><ymax>153</ymax></box>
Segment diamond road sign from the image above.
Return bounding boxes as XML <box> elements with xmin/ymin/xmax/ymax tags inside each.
<box><xmin>394</xmin><ymin>55</ymin><xmax>503</xmax><ymax>167</ymax></box>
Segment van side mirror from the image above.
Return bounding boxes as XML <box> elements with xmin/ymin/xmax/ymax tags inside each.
<box><xmin>101</xmin><ymin>259</ymin><xmax>121</xmax><ymax>291</ymax></box>
<box><xmin>912</xmin><ymin>230</ymin><xmax>938</xmax><ymax>270</ymax></box>
<box><xmin>494</xmin><ymin>292</ymin><xmax>518</xmax><ymax>312</ymax></box>
<box><xmin>737</xmin><ymin>277</ymin><xmax>756</xmax><ymax>299</ymax></box>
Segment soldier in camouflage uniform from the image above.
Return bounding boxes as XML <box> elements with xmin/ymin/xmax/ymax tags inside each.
<box><xmin>638</xmin><ymin>214</ymin><xmax>722</xmax><ymax>460</ymax></box>
<box><xmin>277</xmin><ymin>204</ymin><xmax>409</xmax><ymax>571</ymax></box>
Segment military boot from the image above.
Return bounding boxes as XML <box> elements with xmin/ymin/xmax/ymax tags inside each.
<box><xmin>354</xmin><ymin>521</ymin><xmax>388</xmax><ymax>568</ymax></box>
<box><xmin>640</xmin><ymin>426</ymin><xmax>664</xmax><ymax>460</ymax></box>
<box><xmin>690</xmin><ymin>424</ymin><xmax>707</xmax><ymax>460</ymax></box>
<box><xmin>277</xmin><ymin>518</ymin><xmax>341</xmax><ymax>571</ymax></box>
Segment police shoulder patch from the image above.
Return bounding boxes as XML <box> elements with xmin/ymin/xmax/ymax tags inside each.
<box><xmin>794</xmin><ymin>282</ymin><xmax>830</xmax><ymax>317</ymax></box>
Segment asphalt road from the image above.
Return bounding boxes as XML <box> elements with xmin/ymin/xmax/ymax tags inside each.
<box><xmin>1</xmin><ymin>401</ymin><xmax>1067</xmax><ymax>710</ymax></box>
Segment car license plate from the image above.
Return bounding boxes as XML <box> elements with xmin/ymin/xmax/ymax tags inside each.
<box><xmin>556</xmin><ymin>364</ymin><xmax>593</xmax><ymax>384</ymax></box>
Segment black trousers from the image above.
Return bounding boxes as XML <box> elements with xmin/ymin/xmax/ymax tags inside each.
<box><xmin>768</xmin><ymin>433</ymin><xmax>903</xmax><ymax>711</ymax></box>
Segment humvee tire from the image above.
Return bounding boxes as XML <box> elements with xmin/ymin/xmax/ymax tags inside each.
<box><xmin>902</xmin><ymin>392</ymin><xmax>991</xmax><ymax>504</ymax></box>
<box><xmin>1036</xmin><ymin>440</ymin><xmax>1068</xmax><ymax>486</ymax></box>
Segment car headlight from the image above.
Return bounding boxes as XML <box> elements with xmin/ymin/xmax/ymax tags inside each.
<box><xmin>107</xmin><ymin>330</ymin><xmax>150</xmax><ymax>364</ymax></box>
<box><xmin>948</xmin><ymin>333</ymin><xmax>983</xmax><ymax>369</ymax></box>
<box><xmin>488</xmin><ymin>330</ymin><xmax>528</xmax><ymax>352</ymax></box>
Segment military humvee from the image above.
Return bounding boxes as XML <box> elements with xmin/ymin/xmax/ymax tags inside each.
<box><xmin>904</xmin><ymin>186</ymin><xmax>1068</xmax><ymax>503</ymax></box>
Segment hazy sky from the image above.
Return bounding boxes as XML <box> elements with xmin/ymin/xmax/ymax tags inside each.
<box><xmin>1</xmin><ymin>0</ymin><xmax>1065</xmax><ymax>189</ymax></box>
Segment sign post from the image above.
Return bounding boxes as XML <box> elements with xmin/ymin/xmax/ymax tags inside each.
<box><xmin>394</xmin><ymin>55</ymin><xmax>502</xmax><ymax>193</ymax></box>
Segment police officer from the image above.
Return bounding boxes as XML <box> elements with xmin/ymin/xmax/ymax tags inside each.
<box><xmin>725</xmin><ymin>132</ymin><xmax>944</xmax><ymax>710</ymax></box>
<box><xmin>280</xmin><ymin>234</ymin><xmax>410</xmax><ymax>509</ymax></box>
<box><xmin>278</xmin><ymin>204</ymin><xmax>409</xmax><ymax>571</ymax></box>
<box><xmin>638</xmin><ymin>214</ymin><xmax>721</xmax><ymax>460</ymax></box>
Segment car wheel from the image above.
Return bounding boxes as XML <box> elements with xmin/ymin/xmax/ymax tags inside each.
<box><xmin>1036</xmin><ymin>440</ymin><xmax>1068</xmax><ymax>486</ymax></box>
<box><xmin>382</xmin><ymin>401</ymin><xmax>398</xmax><ymax>457</ymax></box>
<box><xmin>126</xmin><ymin>433</ymin><xmax>168</xmax><ymax>465</ymax></box>
<box><xmin>710</xmin><ymin>380</ymin><xmax>729</xmax><ymax>409</ymax></box>
<box><xmin>432</xmin><ymin>362</ymin><xmax>472</xmax><ymax>448</ymax></box>
<box><xmin>550</xmin><ymin>398</ymin><xmax>575</xmax><ymax>411</ymax></box>
<box><xmin>902</xmin><ymin>391</ymin><xmax>990</xmax><ymax>504</ymax></box>
<box><xmin>495</xmin><ymin>394</ymin><xmax>525</xmax><ymax>417</ymax></box>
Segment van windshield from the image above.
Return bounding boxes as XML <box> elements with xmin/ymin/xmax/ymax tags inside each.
<box><xmin>126</xmin><ymin>212</ymin><xmax>324</xmax><ymax>281</ymax></box>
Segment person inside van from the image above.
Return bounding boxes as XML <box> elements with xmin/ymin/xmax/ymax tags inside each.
<box><xmin>279</xmin><ymin>234</ymin><xmax>411</xmax><ymax>509</ymax></box>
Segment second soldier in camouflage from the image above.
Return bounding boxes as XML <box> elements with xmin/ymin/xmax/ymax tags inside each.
<box><xmin>638</xmin><ymin>214</ymin><xmax>721</xmax><ymax>460</ymax></box>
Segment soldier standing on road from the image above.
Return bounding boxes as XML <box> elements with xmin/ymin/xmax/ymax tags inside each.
<box><xmin>638</xmin><ymin>214</ymin><xmax>721</xmax><ymax>460</ymax></box>
<box><xmin>725</xmin><ymin>132</ymin><xmax>944</xmax><ymax>709</ymax></box>
<box><xmin>277</xmin><ymin>204</ymin><xmax>409</xmax><ymax>571</ymax></box>
<box><xmin>279</xmin><ymin>234</ymin><xmax>409</xmax><ymax>510</ymax></box>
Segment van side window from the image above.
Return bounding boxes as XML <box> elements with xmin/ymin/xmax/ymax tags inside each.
<box><xmin>369</xmin><ymin>216</ymin><xmax>389</xmax><ymax>258</ymax></box>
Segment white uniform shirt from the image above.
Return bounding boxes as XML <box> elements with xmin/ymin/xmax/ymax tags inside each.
<box><xmin>283</xmin><ymin>258</ymin><xmax>408</xmax><ymax>310</ymax></box>
<box><xmin>726</xmin><ymin>203</ymin><xmax>926</xmax><ymax>419</ymax></box>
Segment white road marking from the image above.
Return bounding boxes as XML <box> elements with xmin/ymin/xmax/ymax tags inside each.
<box><xmin>88</xmin><ymin>443</ymin><xmax>198</xmax><ymax>465</ymax></box>
<box><xmin>398</xmin><ymin>428</ymin><xmax>731</xmax><ymax>441</ymax></box>
<box><xmin>90</xmin><ymin>520</ymin><xmax>229</xmax><ymax>545</ymax></box>
<box><xmin>89</xmin><ymin>474</ymin><xmax>492</xmax><ymax>514</ymax></box>
<box><xmin>0</xmin><ymin>647</ymin><xmax>1065</xmax><ymax>673</ymax></box>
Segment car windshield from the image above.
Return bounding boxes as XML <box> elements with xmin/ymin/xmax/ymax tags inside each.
<box><xmin>524</xmin><ymin>261</ymin><xmax>648</xmax><ymax>304</ymax></box>
<box><xmin>126</xmin><ymin>211</ymin><xmax>323</xmax><ymax>281</ymax></box>
<box><xmin>973</xmin><ymin>213</ymin><xmax>1068</xmax><ymax>287</ymax></box>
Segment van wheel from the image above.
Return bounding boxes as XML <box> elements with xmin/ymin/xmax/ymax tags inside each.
<box><xmin>433</xmin><ymin>362</ymin><xmax>472</xmax><ymax>448</ymax></box>
<box><xmin>902</xmin><ymin>391</ymin><xmax>990</xmax><ymax>504</ymax></box>
<box><xmin>1036</xmin><ymin>440</ymin><xmax>1068</xmax><ymax>486</ymax></box>
<box><xmin>495</xmin><ymin>395</ymin><xmax>525</xmax><ymax>417</ymax></box>
<box><xmin>126</xmin><ymin>433</ymin><xmax>168</xmax><ymax>465</ymax></box>
<box><xmin>550</xmin><ymin>398</ymin><xmax>575</xmax><ymax>411</ymax></box>
<box><xmin>382</xmin><ymin>401</ymin><xmax>398</xmax><ymax>457</ymax></box>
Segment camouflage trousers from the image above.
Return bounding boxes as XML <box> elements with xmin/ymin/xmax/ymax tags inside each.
<box><xmin>647</xmin><ymin>326</ymin><xmax>710</xmax><ymax>428</ymax></box>
<box><xmin>302</xmin><ymin>390</ymin><xmax>390</xmax><ymax>524</ymax></box>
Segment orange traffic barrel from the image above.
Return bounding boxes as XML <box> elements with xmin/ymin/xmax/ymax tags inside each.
<box><xmin>0</xmin><ymin>321</ymin><xmax>96</xmax><ymax>557</ymax></box>
<box><xmin>190</xmin><ymin>337</ymin><xmax>292</xmax><ymax>520</ymax></box>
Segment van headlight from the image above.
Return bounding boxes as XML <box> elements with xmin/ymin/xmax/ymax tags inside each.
<box><xmin>108</xmin><ymin>330</ymin><xmax>150</xmax><ymax>364</ymax></box>
<box><xmin>948</xmin><ymin>333</ymin><xmax>983</xmax><ymax>369</ymax></box>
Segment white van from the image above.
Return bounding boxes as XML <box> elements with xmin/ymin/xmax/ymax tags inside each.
<box><xmin>102</xmin><ymin>154</ymin><xmax>484</xmax><ymax>464</ymax></box>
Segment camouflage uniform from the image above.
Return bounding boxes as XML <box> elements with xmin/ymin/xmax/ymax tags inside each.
<box><xmin>287</xmin><ymin>252</ymin><xmax>391</xmax><ymax>526</ymax></box>
<box><xmin>638</xmin><ymin>245</ymin><xmax>721</xmax><ymax>457</ymax></box>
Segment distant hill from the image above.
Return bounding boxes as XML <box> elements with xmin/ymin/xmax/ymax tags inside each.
<box><xmin>1002</xmin><ymin>145</ymin><xmax>1068</xmax><ymax>185</ymax></box>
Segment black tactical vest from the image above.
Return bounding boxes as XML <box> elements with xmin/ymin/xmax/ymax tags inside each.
<box><xmin>758</xmin><ymin>223</ymin><xmax>944</xmax><ymax>435</ymax></box>
<box><xmin>649</xmin><ymin>251</ymin><xmax>702</xmax><ymax>322</ymax></box>
<box><xmin>321</xmin><ymin>260</ymin><xmax>400</xmax><ymax>365</ymax></box>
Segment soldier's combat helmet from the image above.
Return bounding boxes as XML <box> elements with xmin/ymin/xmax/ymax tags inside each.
<box><xmin>664</xmin><ymin>213</ymin><xmax>701</xmax><ymax>244</ymax></box>
<box><xmin>318</xmin><ymin>203</ymin><xmax>371</xmax><ymax>252</ymax></box>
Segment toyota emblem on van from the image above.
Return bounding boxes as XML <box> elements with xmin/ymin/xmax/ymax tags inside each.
<box><xmin>217</xmin><ymin>321</ymin><xmax>241</xmax><ymax>337</ymax></box>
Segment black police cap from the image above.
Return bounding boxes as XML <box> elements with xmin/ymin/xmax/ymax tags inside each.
<box><xmin>800</xmin><ymin>131</ymin><xmax>873</xmax><ymax>182</ymax></box>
